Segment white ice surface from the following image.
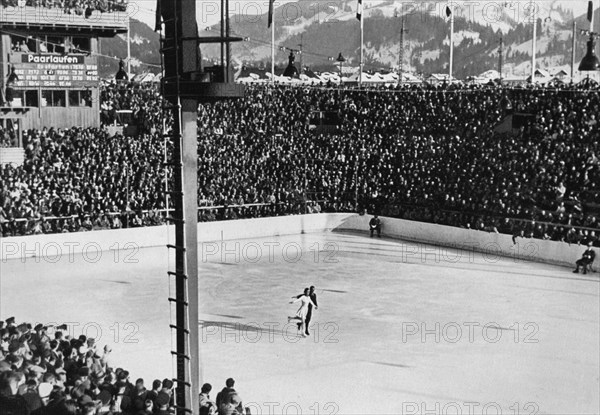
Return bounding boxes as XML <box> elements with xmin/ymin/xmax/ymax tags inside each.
<box><xmin>1</xmin><ymin>232</ymin><xmax>599</xmax><ymax>414</ymax></box>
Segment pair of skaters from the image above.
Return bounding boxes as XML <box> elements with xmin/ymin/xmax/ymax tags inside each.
<box><xmin>288</xmin><ymin>286</ymin><xmax>318</xmax><ymax>337</ymax></box>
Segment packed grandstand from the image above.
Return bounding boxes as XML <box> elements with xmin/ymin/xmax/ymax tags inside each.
<box><xmin>0</xmin><ymin>0</ymin><xmax>127</xmax><ymax>14</ymax></box>
<box><xmin>0</xmin><ymin>318</ymin><xmax>242</xmax><ymax>415</ymax></box>
<box><xmin>1</xmin><ymin>81</ymin><xmax>599</xmax><ymax>246</ymax></box>
<box><xmin>2</xmin><ymin>80</ymin><xmax>600</xmax><ymax>414</ymax></box>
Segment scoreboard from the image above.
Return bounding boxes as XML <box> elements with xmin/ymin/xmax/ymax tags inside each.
<box><xmin>12</xmin><ymin>54</ymin><xmax>99</xmax><ymax>88</ymax></box>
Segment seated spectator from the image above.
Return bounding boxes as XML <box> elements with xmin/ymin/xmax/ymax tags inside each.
<box><xmin>573</xmin><ymin>242</ymin><xmax>596</xmax><ymax>274</ymax></box>
<box><xmin>369</xmin><ymin>214</ymin><xmax>381</xmax><ymax>238</ymax></box>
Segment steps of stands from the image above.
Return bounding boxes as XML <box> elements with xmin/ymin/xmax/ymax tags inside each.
<box><xmin>0</xmin><ymin>147</ymin><xmax>24</xmax><ymax>167</ymax></box>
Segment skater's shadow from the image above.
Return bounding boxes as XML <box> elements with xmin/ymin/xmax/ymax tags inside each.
<box><xmin>199</xmin><ymin>320</ymin><xmax>304</xmax><ymax>338</ymax></box>
<box><xmin>207</xmin><ymin>313</ymin><xmax>245</xmax><ymax>319</ymax></box>
<box><xmin>369</xmin><ymin>361</ymin><xmax>411</xmax><ymax>369</ymax></box>
<box><xmin>322</xmin><ymin>289</ymin><xmax>348</xmax><ymax>294</ymax></box>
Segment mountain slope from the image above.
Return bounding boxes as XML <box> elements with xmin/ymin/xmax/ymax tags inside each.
<box><xmin>100</xmin><ymin>2</ymin><xmax>599</xmax><ymax>79</ymax></box>
<box><xmin>98</xmin><ymin>19</ymin><xmax>161</xmax><ymax>78</ymax></box>
<box><xmin>202</xmin><ymin>0</ymin><xmax>595</xmax><ymax>77</ymax></box>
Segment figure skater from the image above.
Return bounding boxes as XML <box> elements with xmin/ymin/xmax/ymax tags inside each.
<box><xmin>288</xmin><ymin>288</ymin><xmax>318</xmax><ymax>337</ymax></box>
<box><xmin>292</xmin><ymin>286</ymin><xmax>318</xmax><ymax>335</ymax></box>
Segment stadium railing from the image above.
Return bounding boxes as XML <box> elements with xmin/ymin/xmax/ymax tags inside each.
<box><xmin>3</xmin><ymin>202</ymin><xmax>599</xmax><ymax>246</ymax></box>
<box><xmin>0</xmin><ymin>200</ymin><xmax>327</xmax><ymax>235</ymax></box>
<box><xmin>378</xmin><ymin>202</ymin><xmax>600</xmax><ymax>243</ymax></box>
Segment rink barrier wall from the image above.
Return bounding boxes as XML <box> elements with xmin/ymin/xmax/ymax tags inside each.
<box><xmin>0</xmin><ymin>214</ymin><xmax>354</xmax><ymax>261</ymax></box>
<box><xmin>0</xmin><ymin>213</ymin><xmax>593</xmax><ymax>269</ymax></box>
<box><xmin>335</xmin><ymin>215</ymin><xmax>593</xmax><ymax>269</ymax></box>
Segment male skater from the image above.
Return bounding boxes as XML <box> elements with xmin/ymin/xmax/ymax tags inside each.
<box><xmin>304</xmin><ymin>286</ymin><xmax>318</xmax><ymax>336</ymax></box>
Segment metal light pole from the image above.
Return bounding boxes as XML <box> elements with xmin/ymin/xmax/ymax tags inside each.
<box><xmin>304</xmin><ymin>157</ymin><xmax>308</xmax><ymax>214</ymax></box>
<box><xmin>498</xmin><ymin>34</ymin><xmax>504</xmax><ymax>83</ymax></box>
<box><xmin>298</xmin><ymin>34</ymin><xmax>304</xmax><ymax>75</ymax></box>
<box><xmin>127</xmin><ymin>16</ymin><xmax>131</xmax><ymax>76</ymax></box>
<box><xmin>579</xmin><ymin>1</ymin><xmax>600</xmax><ymax>72</ymax></box>
<box><xmin>449</xmin><ymin>7</ymin><xmax>454</xmax><ymax>81</ymax></box>
<box><xmin>354</xmin><ymin>157</ymin><xmax>359</xmax><ymax>211</ymax></box>
<box><xmin>125</xmin><ymin>165</ymin><xmax>130</xmax><ymax>228</ymax></box>
<box><xmin>398</xmin><ymin>15</ymin><xmax>408</xmax><ymax>86</ymax></box>
<box><xmin>337</xmin><ymin>52</ymin><xmax>345</xmax><ymax>85</ymax></box>
<box><xmin>226</xmin><ymin>0</ymin><xmax>231</xmax><ymax>81</ymax></box>
<box><xmin>163</xmin><ymin>118</ymin><xmax>170</xmax><ymax>216</ymax></box>
<box><xmin>531</xmin><ymin>13</ymin><xmax>537</xmax><ymax>82</ymax></box>
<box><xmin>572</xmin><ymin>21</ymin><xmax>577</xmax><ymax>79</ymax></box>
<box><xmin>157</xmin><ymin>1</ymin><xmax>245</xmax><ymax>412</ymax></box>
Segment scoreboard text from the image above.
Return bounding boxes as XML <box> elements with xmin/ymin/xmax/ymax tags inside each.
<box><xmin>13</xmin><ymin>54</ymin><xmax>99</xmax><ymax>88</ymax></box>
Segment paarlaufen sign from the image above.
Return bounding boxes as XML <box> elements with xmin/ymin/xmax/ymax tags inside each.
<box><xmin>22</xmin><ymin>54</ymin><xmax>84</xmax><ymax>64</ymax></box>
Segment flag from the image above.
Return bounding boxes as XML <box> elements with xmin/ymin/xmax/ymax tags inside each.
<box><xmin>268</xmin><ymin>0</ymin><xmax>274</xmax><ymax>28</ymax></box>
<box><xmin>357</xmin><ymin>0</ymin><xmax>362</xmax><ymax>21</ymax></box>
<box><xmin>588</xmin><ymin>1</ymin><xmax>594</xmax><ymax>22</ymax></box>
<box><xmin>446</xmin><ymin>5</ymin><xmax>452</xmax><ymax>18</ymax></box>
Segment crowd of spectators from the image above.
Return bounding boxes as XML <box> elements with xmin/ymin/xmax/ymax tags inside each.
<box><xmin>0</xmin><ymin>317</ymin><xmax>246</xmax><ymax>414</ymax></box>
<box><xmin>0</xmin><ymin>125</ymin><xmax>166</xmax><ymax>236</ymax></box>
<box><xmin>0</xmin><ymin>0</ymin><xmax>127</xmax><ymax>15</ymax></box>
<box><xmin>1</xmin><ymin>127</ymin><xmax>19</xmax><ymax>148</ymax></box>
<box><xmin>100</xmin><ymin>82</ymin><xmax>165</xmax><ymax>134</ymax></box>
<box><xmin>1</xmin><ymin>81</ymin><xmax>599</xmax><ymax>246</ymax></box>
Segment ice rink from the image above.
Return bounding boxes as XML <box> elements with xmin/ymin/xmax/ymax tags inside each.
<box><xmin>2</xmin><ymin>231</ymin><xmax>599</xmax><ymax>414</ymax></box>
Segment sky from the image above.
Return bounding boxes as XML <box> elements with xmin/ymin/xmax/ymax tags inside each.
<box><xmin>128</xmin><ymin>0</ymin><xmax>593</xmax><ymax>31</ymax></box>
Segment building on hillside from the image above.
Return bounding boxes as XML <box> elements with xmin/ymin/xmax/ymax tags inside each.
<box><xmin>526</xmin><ymin>69</ymin><xmax>552</xmax><ymax>84</ymax></box>
<box><xmin>425</xmin><ymin>73</ymin><xmax>457</xmax><ymax>85</ymax></box>
<box><xmin>0</xmin><ymin>3</ymin><xmax>128</xmax><ymax>137</ymax></box>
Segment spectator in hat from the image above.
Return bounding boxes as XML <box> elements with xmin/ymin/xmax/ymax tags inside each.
<box><xmin>76</xmin><ymin>366</ymin><xmax>90</xmax><ymax>383</ymax></box>
<box><xmin>116</xmin><ymin>370</ymin><xmax>133</xmax><ymax>393</ymax></box>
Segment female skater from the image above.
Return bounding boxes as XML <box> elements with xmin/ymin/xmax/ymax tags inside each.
<box><xmin>288</xmin><ymin>288</ymin><xmax>318</xmax><ymax>337</ymax></box>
